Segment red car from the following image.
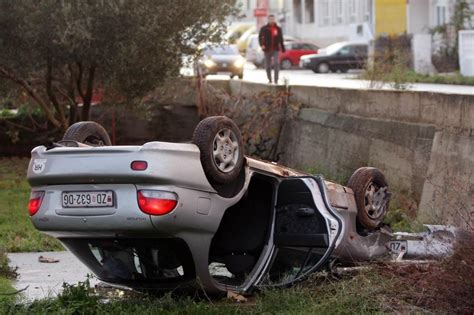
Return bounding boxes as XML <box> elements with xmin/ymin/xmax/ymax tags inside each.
<box><xmin>280</xmin><ymin>41</ymin><xmax>319</xmax><ymax>69</ymax></box>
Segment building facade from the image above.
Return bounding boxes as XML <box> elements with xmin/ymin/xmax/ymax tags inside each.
<box><xmin>285</xmin><ymin>0</ymin><xmax>375</xmax><ymax>46</ymax></box>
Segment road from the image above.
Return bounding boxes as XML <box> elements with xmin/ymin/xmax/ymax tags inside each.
<box><xmin>183</xmin><ymin>64</ymin><xmax>474</xmax><ymax>95</ymax></box>
<box><xmin>8</xmin><ymin>251</ymin><xmax>97</xmax><ymax>301</ymax></box>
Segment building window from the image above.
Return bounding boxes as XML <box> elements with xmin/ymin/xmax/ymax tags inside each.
<box><xmin>319</xmin><ymin>0</ymin><xmax>330</xmax><ymax>26</ymax></box>
<box><xmin>333</xmin><ymin>0</ymin><xmax>343</xmax><ymax>25</ymax></box>
<box><xmin>436</xmin><ymin>5</ymin><xmax>446</xmax><ymax>25</ymax></box>
<box><xmin>349</xmin><ymin>0</ymin><xmax>357</xmax><ymax>23</ymax></box>
<box><xmin>294</xmin><ymin>0</ymin><xmax>302</xmax><ymax>23</ymax></box>
<box><xmin>305</xmin><ymin>0</ymin><xmax>315</xmax><ymax>23</ymax></box>
<box><xmin>362</xmin><ymin>0</ymin><xmax>371</xmax><ymax>22</ymax></box>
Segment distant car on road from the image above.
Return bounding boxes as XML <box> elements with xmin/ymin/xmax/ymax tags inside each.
<box><xmin>300</xmin><ymin>42</ymin><xmax>368</xmax><ymax>73</ymax></box>
<box><xmin>279</xmin><ymin>41</ymin><xmax>319</xmax><ymax>69</ymax></box>
<box><xmin>195</xmin><ymin>44</ymin><xmax>245</xmax><ymax>79</ymax></box>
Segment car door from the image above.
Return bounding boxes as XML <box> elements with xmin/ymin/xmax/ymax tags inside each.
<box><xmin>256</xmin><ymin>176</ymin><xmax>343</xmax><ymax>288</ymax></box>
<box><xmin>330</xmin><ymin>45</ymin><xmax>353</xmax><ymax>69</ymax></box>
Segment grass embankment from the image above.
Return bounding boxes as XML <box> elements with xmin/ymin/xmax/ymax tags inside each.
<box><xmin>0</xmin><ymin>158</ymin><xmax>61</xmax><ymax>307</ymax></box>
<box><xmin>0</xmin><ymin>250</ymin><xmax>15</xmax><ymax>306</ymax></box>
<box><xmin>1</xmin><ymin>270</ymin><xmax>394</xmax><ymax>314</ymax></box>
<box><xmin>0</xmin><ymin>158</ymin><xmax>62</xmax><ymax>252</ymax></box>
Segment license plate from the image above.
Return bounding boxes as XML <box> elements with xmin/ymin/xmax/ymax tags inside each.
<box><xmin>222</xmin><ymin>63</ymin><xmax>227</xmax><ymax>67</ymax></box>
<box><xmin>386</xmin><ymin>240</ymin><xmax>407</xmax><ymax>254</ymax></box>
<box><xmin>62</xmin><ymin>191</ymin><xmax>114</xmax><ymax>208</ymax></box>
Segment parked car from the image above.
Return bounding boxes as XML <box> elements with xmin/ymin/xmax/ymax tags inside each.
<box><xmin>236</xmin><ymin>26</ymin><xmax>256</xmax><ymax>53</ymax></box>
<box><xmin>27</xmin><ymin>117</ymin><xmax>391</xmax><ymax>294</ymax></box>
<box><xmin>300</xmin><ymin>41</ymin><xmax>368</xmax><ymax>73</ymax></box>
<box><xmin>279</xmin><ymin>41</ymin><xmax>319</xmax><ymax>69</ymax></box>
<box><xmin>195</xmin><ymin>45</ymin><xmax>245</xmax><ymax>79</ymax></box>
<box><xmin>224</xmin><ymin>23</ymin><xmax>254</xmax><ymax>44</ymax></box>
<box><xmin>246</xmin><ymin>35</ymin><xmax>298</xmax><ymax>68</ymax></box>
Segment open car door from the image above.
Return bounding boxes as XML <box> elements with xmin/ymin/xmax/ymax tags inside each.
<box><xmin>256</xmin><ymin>176</ymin><xmax>343</xmax><ymax>288</ymax></box>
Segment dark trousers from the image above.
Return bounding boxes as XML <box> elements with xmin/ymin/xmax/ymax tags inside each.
<box><xmin>264</xmin><ymin>51</ymin><xmax>280</xmax><ymax>83</ymax></box>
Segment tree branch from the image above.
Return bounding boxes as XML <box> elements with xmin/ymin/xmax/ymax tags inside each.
<box><xmin>0</xmin><ymin>64</ymin><xmax>62</xmax><ymax>129</ymax></box>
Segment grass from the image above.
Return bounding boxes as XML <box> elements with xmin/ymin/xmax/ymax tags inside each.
<box><xmin>402</xmin><ymin>71</ymin><xmax>474</xmax><ymax>86</ymax></box>
<box><xmin>0</xmin><ymin>250</ymin><xmax>15</xmax><ymax>306</ymax></box>
<box><xmin>0</xmin><ymin>158</ymin><xmax>62</xmax><ymax>252</ymax></box>
<box><xmin>361</xmin><ymin>66</ymin><xmax>474</xmax><ymax>90</ymax></box>
<box><xmin>0</xmin><ymin>270</ymin><xmax>400</xmax><ymax>314</ymax></box>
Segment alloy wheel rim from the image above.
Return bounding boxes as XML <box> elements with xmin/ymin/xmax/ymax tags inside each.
<box><xmin>364</xmin><ymin>182</ymin><xmax>388</xmax><ymax>220</ymax></box>
<box><xmin>212</xmin><ymin>128</ymin><xmax>239</xmax><ymax>173</ymax></box>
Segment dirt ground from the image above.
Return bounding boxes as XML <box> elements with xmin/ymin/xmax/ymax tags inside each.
<box><xmin>379</xmin><ymin>231</ymin><xmax>474</xmax><ymax>314</ymax></box>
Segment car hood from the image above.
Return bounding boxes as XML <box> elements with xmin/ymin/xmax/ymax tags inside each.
<box><xmin>301</xmin><ymin>53</ymin><xmax>328</xmax><ymax>60</ymax></box>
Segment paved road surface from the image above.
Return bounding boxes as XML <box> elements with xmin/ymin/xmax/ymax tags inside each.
<box><xmin>8</xmin><ymin>251</ymin><xmax>96</xmax><ymax>301</ymax></box>
<box><xmin>183</xmin><ymin>64</ymin><xmax>474</xmax><ymax>95</ymax></box>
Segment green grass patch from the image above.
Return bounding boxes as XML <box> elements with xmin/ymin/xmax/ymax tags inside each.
<box><xmin>360</xmin><ymin>68</ymin><xmax>474</xmax><ymax>89</ymax></box>
<box><xmin>0</xmin><ymin>250</ymin><xmax>15</xmax><ymax>307</ymax></box>
<box><xmin>2</xmin><ymin>270</ymin><xmax>401</xmax><ymax>314</ymax></box>
<box><xmin>0</xmin><ymin>158</ymin><xmax>62</xmax><ymax>252</ymax></box>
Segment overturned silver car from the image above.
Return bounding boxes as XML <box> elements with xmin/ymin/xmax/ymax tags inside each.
<box><xmin>27</xmin><ymin>116</ymin><xmax>392</xmax><ymax>294</ymax></box>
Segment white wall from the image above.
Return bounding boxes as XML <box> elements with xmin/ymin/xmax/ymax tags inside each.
<box><xmin>407</xmin><ymin>0</ymin><xmax>430</xmax><ymax>34</ymax></box>
<box><xmin>284</xmin><ymin>0</ymin><xmax>373</xmax><ymax>46</ymax></box>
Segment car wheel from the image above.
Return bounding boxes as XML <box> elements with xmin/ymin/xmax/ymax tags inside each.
<box><xmin>62</xmin><ymin>121</ymin><xmax>111</xmax><ymax>146</ymax></box>
<box><xmin>238</xmin><ymin>73</ymin><xmax>243</xmax><ymax>79</ymax></box>
<box><xmin>317</xmin><ymin>62</ymin><xmax>330</xmax><ymax>73</ymax></box>
<box><xmin>347</xmin><ymin>167</ymin><xmax>390</xmax><ymax>231</ymax></box>
<box><xmin>192</xmin><ymin>116</ymin><xmax>244</xmax><ymax>185</ymax></box>
<box><xmin>281</xmin><ymin>59</ymin><xmax>292</xmax><ymax>70</ymax></box>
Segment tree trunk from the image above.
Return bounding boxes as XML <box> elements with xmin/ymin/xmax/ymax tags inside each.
<box><xmin>46</xmin><ymin>60</ymin><xmax>68</xmax><ymax>131</ymax></box>
<box><xmin>81</xmin><ymin>65</ymin><xmax>96</xmax><ymax>121</ymax></box>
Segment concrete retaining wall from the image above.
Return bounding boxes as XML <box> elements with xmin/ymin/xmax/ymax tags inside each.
<box><xmin>149</xmin><ymin>79</ymin><xmax>472</xmax><ymax>227</ymax></box>
<box><xmin>219</xmin><ymin>80</ymin><xmax>473</xmax><ymax>228</ymax></box>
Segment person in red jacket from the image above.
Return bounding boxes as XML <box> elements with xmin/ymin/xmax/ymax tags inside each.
<box><xmin>258</xmin><ymin>15</ymin><xmax>285</xmax><ymax>84</ymax></box>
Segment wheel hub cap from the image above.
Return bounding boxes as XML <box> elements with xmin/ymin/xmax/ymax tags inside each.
<box><xmin>212</xmin><ymin>128</ymin><xmax>239</xmax><ymax>173</ymax></box>
<box><xmin>364</xmin><ymin>183</ymin><xmax>389</xmax><ymax>219</ymax></box>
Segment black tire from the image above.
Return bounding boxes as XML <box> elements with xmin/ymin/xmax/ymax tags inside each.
<box><xmin>238</xmin><ymin>73</ymin><xmax>243</xmax><ymax>79</ymax></box>
<box><xmin>63</xmin><ymin>121</ymin><xmax>112</xmax><ymax>146</ymax></box>
<box><xmin>347</xmin><ymin>167</ymin><xmax>390</xmax><ymax>231</ymax></box>
<box><xmin>317</xmin><ymin>62</ymin><xmax>330</xmax><ymax>73</ymax></box>
<box><xmin>192</xmin><ymin>116</ymin><xmax>244</xmax><ymax>185</ymax></box>
<box><xmin>281</xmin><ymin>59</ymin><xmax>292</xmax><ymax>70</ymax></box>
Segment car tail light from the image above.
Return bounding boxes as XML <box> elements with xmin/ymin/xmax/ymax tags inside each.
<box><xmin>131</xmin><ymin>161</ymin><xmax>148</xmax><ymax>171</ymax></box>
<box><xmin>28</xmin><ymin>191</ymin><xmax>45</xmax><ymax>216</ymax></box>
<box><xmin>137</xmin><ymin>190</ymin><xmax>178</xmax><ymax>216</ymax></box>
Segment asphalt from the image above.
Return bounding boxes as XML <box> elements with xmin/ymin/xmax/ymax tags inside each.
<box><xmin>7</xmin><ymin>251</ymin><xmax>97</xmax><ymax>301</ymax></box>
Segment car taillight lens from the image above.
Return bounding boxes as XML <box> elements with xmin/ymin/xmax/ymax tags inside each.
<box><xmin>137</xmin><ymin>190</ymin><xmax>178</xmax><ymax>216</ymax></box>
<box><xmin>28</xmin><ymin>191</ymin><xmax>45</xmax><ymax>216</ymax></box>
<box><xmin>131</xmin><ymin>161</ymin><xmax>148</xmax><ymax>171</ymax></box>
